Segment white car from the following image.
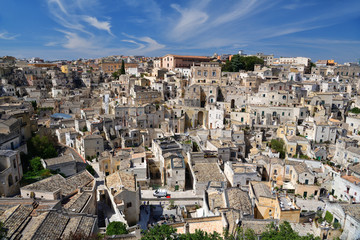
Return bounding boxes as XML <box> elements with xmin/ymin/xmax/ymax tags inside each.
<box><xmin>153</xmin><ymin>189</ymin><xmax>167</xmax><ymax>198</ymax></box>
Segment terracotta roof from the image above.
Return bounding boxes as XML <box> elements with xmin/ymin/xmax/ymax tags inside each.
<box><xmin>165</xmin><ymin>54</ymin><xmax>210</xmax><ymax>59</ymax></box>
<box><xmin>342</xmin><ymin>175</ymin><xmax>360</xmax><ymax>184</ymax></box>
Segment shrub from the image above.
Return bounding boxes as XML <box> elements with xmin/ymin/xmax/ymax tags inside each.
<box><xmin>270</xmin><ymin>139</ymin><xmax>285</xmax><ymax>159</ymax></box>
<box><xmin>30</xmin><ymin>157</ymin><xmax>43</xmax><ymax>172</ymax></box>
<box><xmin>349</xmin><ymin>107</ymin><xmax>360</xmax><ymax>114</ymax></box>
<box><xmin>333</xmin><ymin>221</ymin><xmax>341</xmax><ymax>229</ymax></box>
<box><xmin>324</xmin><ymin>211</ymin><xmax>333</xmax><ymax>223</ymax></box>
<box><xmin>106</xmin><ymin>222</ymin><xmax>128</xmax><ymax>235</ymax></box>
<box><xmin>86</xmin><ymin>165</ymin><xmax>96</xmax><ymax>176</ymax></box>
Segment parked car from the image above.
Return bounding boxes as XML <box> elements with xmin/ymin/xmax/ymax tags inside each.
<box><xmin>153</xmin><ymin>189</ymin><xmax>167</xmax><ymax>198</ymax></box>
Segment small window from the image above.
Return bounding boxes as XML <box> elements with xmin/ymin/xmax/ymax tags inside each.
<box><xmin>127</xmin><ymin>202</ymin><xmax>132</xmax><ymax>208</ymax></box>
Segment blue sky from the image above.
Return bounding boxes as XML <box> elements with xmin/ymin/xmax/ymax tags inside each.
<box><xmin>0</xmin><ymin>0</ymin><xmax>359</xmax><ymax>62</ymax></box>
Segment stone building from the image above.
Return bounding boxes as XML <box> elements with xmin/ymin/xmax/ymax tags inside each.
<box><xmin>106</xmin><ymin>171</ymin><xmax>140</xmax><ymax>226</ymax></box>
<box><xmin>0</xmin><ymin>150</ymin><xmax>23</xmax><ymax>196</ymax></box>
<box><xmin>161</xmin><ymin>54</ymin><xmax>210</xmax><ymax>71</ymax></box>
<box><xmin>76</xmin><ymin>134</ymin><xmax>104</xmax><ymax>159</ymax></box>
<box><xmin>190</xmin><ymin>62</ymin><xmax>221</xmax><ymax>85</ymax></box>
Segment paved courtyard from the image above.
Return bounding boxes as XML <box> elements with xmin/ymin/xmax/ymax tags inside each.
<box><xmin>295</xmin><ymin>198</ymin><xmax>325</xmax><ymax>212</ymax></box>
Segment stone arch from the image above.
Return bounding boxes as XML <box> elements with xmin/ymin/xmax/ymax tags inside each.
<box><xmin>208</xmin><ymin>95</ymin><xmax>215</xmax><ymax>104</ymax></box>
<box><xmin>198</xmin><ymin>111</ymin><xmax>204</xmax><ymax>126</ymax></box>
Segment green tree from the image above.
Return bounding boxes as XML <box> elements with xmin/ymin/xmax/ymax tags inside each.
<box><xmin>112</xmin><ymin>71</ymin><xmax>120</xmax><ymax>80</ymax></box>
<box><xmin>106</xmin><ymin>221</ymin><xmax>128</xmax><ymax>235</ymax></box>
<box><xmin>27</xmin><ymin>135</ymin><xmax>58</xmax><ymax>159</ymax></box>
<box><xmin>333</xmin><ymin>221</ymin><xmax>341</xmax><ymax>229</ymax></box>
<box><xmin>179</xmin><ymin>229</ymin><xmax>222</xmax><ymax>240</ymax></box>
<box><xmin>231</xmin><ymin>55</ymin><xmax>244</xmax><ymax>72</ymax></box>
<box><xmin>221</xmin><ymin>55</ymin><xmax>264</xmax><ymax>72</ymax></box>
<box><xmin>236</xmin><ymin>227</ymin><xmax>256</xmax><ymax>240</ymax></box>
<box><xmin>261</xmin><ymin>221</ymin><xmax>320</xmax><ymax>240</ymax></box>
<box><xmin>86</xmin><ymin>165</ymin><xmax>96</xmax><ymax>176</ymax></box>
<box><xmin>324</xmin><ymin>211</ymin><xmax>333</xmax><ymax>223</ymax></box>
<box><xmin>30</xmin><ymin>157</ymin><xmax>43</xmax><ymax>172</ymax></box>
<box><xmin>270</xmin><ymin>139</ymin><xmax>286</xmax><ymax>159</ymax></box>
<box><xmin>349</xmin><ymin>107</ymin><xmax>360</xmax><ymax>114</ymax></box>
<box><xmin>221</xmin><ymin>60</ymin><xmax>233</xmax><ymax>72</ymax></box>
<box><xmin>121</xmin><ymin>59</ymin><xmax>126</xmax><ymax>75</ymax></box>
<box><xmin>141</xmin><ymin>224</ymin><xmax>177</xmax><ymax>240</ymax></box>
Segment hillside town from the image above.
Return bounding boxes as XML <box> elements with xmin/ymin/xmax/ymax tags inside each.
<box><xmin>0</xmin><ymin>52</ymin><xmax>360</xmax><ymax>240</ymax></box>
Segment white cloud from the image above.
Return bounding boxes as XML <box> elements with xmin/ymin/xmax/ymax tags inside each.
<box><xmin>45</xmin><ymin>0</ymin><xmax>116</xmax><ymax>54</ymax></box>
<box><xmin>56</xmin><ymin>30</ymin><xmax>96</xmax><ymax>50</ymax></box>
<box><xmin>122</xmin><ymin>33</ymin><xmax>165</xmax><ymax>54</ymax></box>
<box><xmin>122</xmin><ymin>39</ymin><xmax>145</xmax><ymax>50</ymax></box>
<box><xmin>214</xmin><ymin>0</ymin><xmax>260</xmax><ymax>25</ymax></box>
<box><xmin>83</xmin><ymin>16</ymin><xmax>113</xmax><ymax>35</ymax></box>
<box><xmin>170</xmin><ymin>3</ymin><xmax>209</xmax><ymax>40</ymax></box>
<box><xmin>48</xmin><ymin>0</ymin><xmax>68</xmax><ymax>15</ymax></box>
<box><xmin>0</xmin><ymin>31</ymin><xmax>18</xmax><ymax>40</ymax></box>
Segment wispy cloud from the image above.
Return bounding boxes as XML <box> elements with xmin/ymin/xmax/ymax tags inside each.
<box><xmin>0</xmin><ymin>31</ymin><xmax>19</xmax><ymax>40</ymax></box>
<box><xmin>295</xmin><ymin>38</ymin><xmax>360</xmax><ymax>45</ymax></box>
<box><xmin>168</xmin><ymin>0</ymin><xmax>275</xmax><ymax>42</ymax></box>
<box><xmin>165</xmin><ymin>0</ymin><xmax>360</xmax><ymax>54</ymax></box>
<box><xmin>213</xmin><ymin>0</ymin><xmax>264</xmax><ymax>26</ymax></box>
<box><xmin>15</xmin><ymin>0</ymin><xmax>359</xmax><ymax>61</ymax></box>
<box><xmin>46</xmin><ymin>0</ymin><xmax>113</xmax><ymax>51</ymax></box>
<box><xmin>283</xmin><ymin>1</ymin><xmax>317</xmax><ymax>10</ymax></box>
<box><xmin>83</xmin><ymin>16</ymin><xmax>113</xmax><ymax>36</ymax></box>
<box><xmin>122</xmin><ymin>33</ymin><xmax>165</xmax><ymax>54</ymax></box>
<box><xmin>57</xmin><ymin>30</ymin><xmax>97</xmax><ymax>50</ymax></box>
<box><xmin>45</xmin><ymin>0</ymin><xmax>165</xmax><ymax>56</ymax></box>
<box><xmin>170</xmin><ymin>3</ymin><xmax>209</xmax><ymax>40</ymax></box>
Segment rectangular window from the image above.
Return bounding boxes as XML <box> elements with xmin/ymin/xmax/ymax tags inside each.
<box><xmin>197</xmin><ymin>70</ymin><xmax>201</xmax><ymax>76</ymax></box>
<box><xmin>212</xmin><ymin>71</ymin><xmax>216</xmax><ymax>77</ymax></box>
<box><xmin>204</xmin><ymin>71</ymin><xmax>208</xmax><ymax>77</ymax></box>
